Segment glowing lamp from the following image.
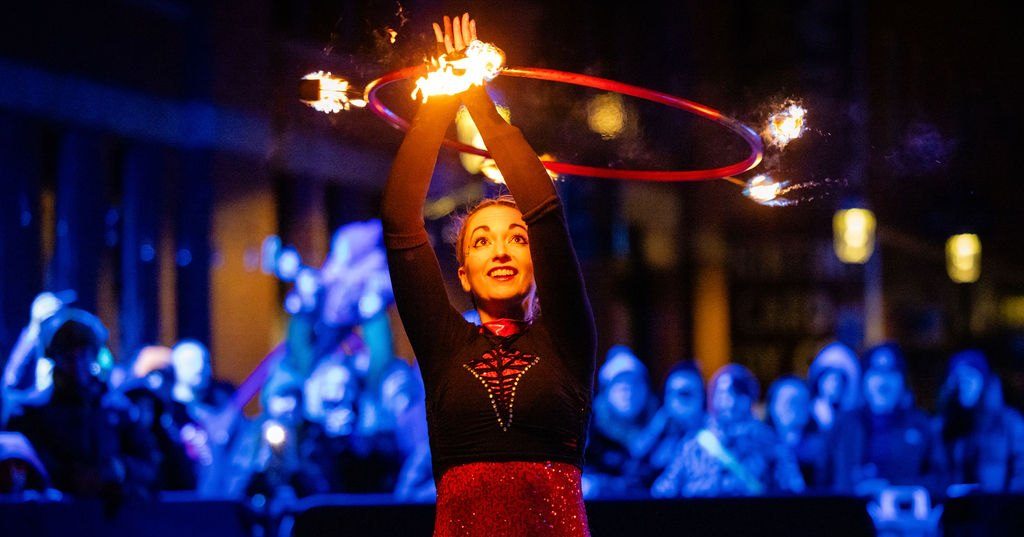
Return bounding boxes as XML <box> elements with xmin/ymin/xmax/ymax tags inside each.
<box><xmin>946</xmin><ymin>233</ymin><xmax>981</xmax><ymax>283</ymax></box>
<box><xmin>264</xmin><ymin>421</ymin><xmax>287</xmax><ymax>448</ymax></box>
<box><xmin>833</xmin><ymin>208</ymin><xmax>876</xmax><ymax>264</ymax></box>
<box><xmin>586</xmin><ymin>93</ymin><xmax>627</xmax><ymax>140</ymax></box>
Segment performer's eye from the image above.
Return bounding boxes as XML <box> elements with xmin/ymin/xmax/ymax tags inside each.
<box><xmin>509</xmin><ymin>234</ymin><xmax>528</xmax><ymax>245</ymax></box>
<box><xmin>472</xmin><ymin>236</ymin><xmax>490</xmax><ymax>248</ymax></box>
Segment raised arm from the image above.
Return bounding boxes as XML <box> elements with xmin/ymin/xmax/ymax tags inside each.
<box><xmin>380</xmin><ymin>93</ymin><xmax>466</xmax><ymax>366</ymax></box>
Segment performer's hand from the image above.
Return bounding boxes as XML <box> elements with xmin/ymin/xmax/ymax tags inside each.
<box><xmin>432</xmin><ymin>12</ymin><xmax>477</xmax><ymax>55</ymax></box>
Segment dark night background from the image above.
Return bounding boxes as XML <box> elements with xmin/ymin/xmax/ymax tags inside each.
<box><xmin>2</xmin><ymin>0</ymin><xmax>1023</xmax><ymax>411</ymax></box>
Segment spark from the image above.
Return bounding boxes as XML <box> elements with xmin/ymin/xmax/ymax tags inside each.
<box><xmin>765</xmin><ymin>102</ymin><xmax>807</xmax><ymax>148</ymax></box>
<box><xmin>300</xmin><ymin>72</ymin><xmax>367</xmax><ymax>114</ymax></box>
<box><xmin>743</xmin><ymin>174</ymin><xmax>788</xmax><ymax>204</ymax></box>
<box><xmin>412</xmin><ymin>40</ymin><xmax>506</xmax><ymax>102</ymax></box>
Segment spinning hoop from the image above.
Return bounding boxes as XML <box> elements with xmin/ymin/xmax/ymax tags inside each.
<box><xmin>365</xmin><ymin>65</ymin><xmax>764</xmax><ymax>181</ymax></box>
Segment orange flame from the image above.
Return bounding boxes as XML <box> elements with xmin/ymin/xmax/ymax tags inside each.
<box><xmin>301</xmin><ymin>72</ymin><xmax>367</xmax><ymax>114</ymax></box>
<box><xmin>412</xmin><ymin>40</ymin><xmax>505</xmax><ymax>103</ymax></box>
<box><xmin>765</xmin><ymin>102</ymin><xmax>807</xmax><ymax>148</ymax></box>
<box><xmin>743</xmin><ymin>174</ymin><xmax>786</xmax><ymax>204</ymax></box>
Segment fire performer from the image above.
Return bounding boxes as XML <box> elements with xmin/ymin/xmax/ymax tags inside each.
<box><xmin>380</xmin><ymin>13</ymin><xmax>595</xmax><ymax>536</ymax></box>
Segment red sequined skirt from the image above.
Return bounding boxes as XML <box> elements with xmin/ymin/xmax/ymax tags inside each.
<box><xmin>434</xmin><ymin>461</ymin><xmax>591</xmax><ymax>537</ymax></box>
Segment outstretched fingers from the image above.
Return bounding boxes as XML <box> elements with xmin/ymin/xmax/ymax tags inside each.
<box><xmin>443</xmin><ymin>15</ymin><xmax>454</xmax><ymax>53</ymax></box>
<box><xmin>436</xmin><ymin>13</ymin><xmax>476</xmax><ymax>55</ymax></box>
<box><xmin>432</xmin><ymin>22</ymin><xmax>443</xmax><ymax>45</ymax></box>
<box><xmin>461</xmin><ymin>13</ymin><xmax>473</xmax><ymax>46</ymax></box>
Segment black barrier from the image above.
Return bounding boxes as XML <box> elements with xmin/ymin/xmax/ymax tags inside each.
<box><xmin>286</xmin><ymin>495</ymin><xmax>874</xmax><ymax>537</ymax></box>
<box><xmin>0</xmin><ymin>498</ymin><xmax>252</xmax><ymax>537</ymax></box>
<box><xmin>942</xmin><ymin>494</ymin><xmax>1024</xmax><ymax>536</ymax></box>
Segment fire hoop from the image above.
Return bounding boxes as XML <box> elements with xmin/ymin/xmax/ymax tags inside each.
<box><xmin>365</xmin><ymin>65</ymin><xmax>764</xmax><ymax>181</ymax></box>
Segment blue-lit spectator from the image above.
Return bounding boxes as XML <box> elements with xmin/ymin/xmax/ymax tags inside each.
<box><xmin>167</xmin><ymin>339</ymin><xmax>235</xmax><ymax>492</ymax></box>
<box><xmin>300</xmin><ymin>358</ymin><xmax>403</xmax><ymax>494</ymax></box>
<box><xmin>635</xmin><ymin>361</ymin><xmax>705</xmax><ymax>490</ymax></box>
<box><xmin>1</xmin><ymin>291</ymin><xmax>72</xmax><ymax>426</ymax></box>
<box><xmin>171</xmin><ymin>340</ymin><xmax>233</xmax><ymax>415</ymax></box>
<box><xmin>655</xmin><ymin>364</ymin><xmax>804</xmax><ymax>497</ymax></box>
<box><xmin>239</xmin><ymin>382</ymin><xmax>310</xmax><ymax>503</ymax></box>
<box><xmin>584</xmin><ymin>345</ymin><xmax>657</xmax><ymax>498</ymax></box>
<box><xmin>808</xmin><ymin>342</ymin><xmax>861</xmax><ymax>434</ymax></box>
<box><xmin>934</xmin><ymin>350</ymin><xmax>1024</xmax><ymax>494</ymax></box>
<box><xmin>7</xmin><ymin>309</ymin><xmax>161</xmax><ymax>500</ymax></box>
<box><xmin>767</xmin><ymin>376</ymin><xmax>829</xmax><ymax>490</ymax></box>
<box><xmin>120</xmin><ymin>374</ymin><xmax>197</xmax><ymax>492</ymax></box>
<box><xmin>834</xmin><ymin>343</ymin><xmax>936</xmax><ymax>494</ymax></box>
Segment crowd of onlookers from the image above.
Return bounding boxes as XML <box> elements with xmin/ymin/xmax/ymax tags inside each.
<box><xmin>2</xmin><ymin>220</ymin><xmax>1022</xmax><ymax>513</ymax></box>
<box><xmin>583</xmin><ymin>343</ymin><xmax>1024</xmax><ymax>499</ymax></box>
<box><xmin>4</xmin><ymin>294</ymin><xmax>1022</xmax><ymax>509</ymax></box>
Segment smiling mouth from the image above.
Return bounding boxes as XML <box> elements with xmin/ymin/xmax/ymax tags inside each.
<box><xmin>487</xmin><ymin>266</ymin><xmax>518</xmax><ymax>280</ymax></box>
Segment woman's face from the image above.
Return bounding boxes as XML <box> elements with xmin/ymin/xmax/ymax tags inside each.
<box><xmin>665</xmin><ymin>371</ymin><xmax>703</xmax><ymax>424</ymax></box>
<box><xmin>770</xmin><ymin>382</ymin><xmax>810</xmax><ymax>430</ymax></box>
<box><xmin>817</xmin><ymin>369</ymin><xmax>846</xmax><ymax>403</ymax></box>
<box><xmin>458</xmin><ymin>205</ymin><xmax>536</xmax><ymax>314</ymax></box>
<box><xmin>711</xmin><ymin>376</ymin><xmax>752</xmax><ymax>424</ymax></box>
<box><xmin>607</xmin><ymin>373</ymin><xmax>649</xmax><ymax>421</ymax></box>
<box><xmin>951</xmin><ymin>364</ymin><xmax>985</xmax><ymax>408</ymax></box>
<box><xmin>864</xmin><ymin>368</ymin><xmax>904</xmax><ymax>414</ymax></box>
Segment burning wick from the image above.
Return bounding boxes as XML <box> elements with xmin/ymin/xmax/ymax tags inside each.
<box><xmin>765</xmin><ymin>102</ymin><xmax>807</xmax><ymax>148</ymax></box>
<box><xmin>300</xmin><ymin>72</ymin><xmax>367</xmax><ymax>114</ymax></box>
<box><xmin>412</xmin><ymin>40</ymin><xmax>506</xmax><ymax>103</ymax></box>
<box><xmin>743</xmin><ymin>174</ymin><xmax>788</xmax><ymax>204</ymax></box>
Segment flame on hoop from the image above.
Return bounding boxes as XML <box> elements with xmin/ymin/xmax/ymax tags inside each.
<box><xmin>765</xmin><ymin>102</ymin><xmax>807</xmax><ymax>148</ymax></box>
<box><xmin>743</xmin><ymin>174</ymin><xmax>788</xmax><ymax>204</ymax></box>
<box><xmin>412</xmin><ymin>40</ymin><xmax>506</xmax><ymax>103</ymax></box>
<box><xmin>300</xmin><ymin>72</ymin><xmax>367</xmax><ymax>114</ymax></box>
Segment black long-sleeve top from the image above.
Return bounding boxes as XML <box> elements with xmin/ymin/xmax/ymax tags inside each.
<box><xmin>381</xmin><ymin>87</ymin><xmax>597</xmax><ymax>481</ymax></box>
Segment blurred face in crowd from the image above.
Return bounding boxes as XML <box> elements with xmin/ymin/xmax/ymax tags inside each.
<box><xmin>52</xmin><ymin>347</ymin><xmax>100</xmax><ymax>398</ymax></box>
<box><xmin>664</xmin><ymin>370</ymin><xmax>703</xmax><ymax>426</ymax></box>
<box><xmin>267</xmin><ymin>393</ymin><xmax>300</xmax><ymax>424</ymax></box>
<box><xmin>712</xmin><ymin>375</ymin><xmax>752</xmax><ymax>425</ymax></box>
<box><xmin>607</xmin><ymin>372</ymin><xmax>649</xmax><ymax>422</ymax></box>
<box><xmin>864</xmin><ymin>368</ymin><xmax>904</xmax><ymax>415</ymax></box>
<box><xmin>951</xmin><ymin>363</ymin><xmax>985</xmax><ymax>409</ymax></box>
<box><xmin>817</xmin><ymin>369</ymin><xmax>847</xmax><ymax>403</ymax></box>
<box><xmin>316</xmin><ymin>363</ymin><xmax>357</xmax><ymax>436</ymax></box>
<box><xmin>770</xmin><ymin>381</ymin><xmax>811</xmax><ymax>431</ymax></box>
<box><xmin>458</xmin><ymin>205</ymin><xmax>536</xmax><ymax>320</ymax></box>
<box><xmin>172</xmin><ymin>341</ymin><xmax>209</xmax><ymax>391</ymax></box>
<box><xmin>319</xmin><ymin>364</ymin><xmax>354</xmax><ymax>407</ymax></box>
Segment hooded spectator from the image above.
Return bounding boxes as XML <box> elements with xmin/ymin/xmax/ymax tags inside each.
<box><xmin>654</xmin><ymin>364</ymin><xmax>804</xmax><ymax>497</ymax></box>
<box><xmin>933</xmin><ymin>350</ymin><xmax>1024</xmax><ymax>493</ymax></box>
